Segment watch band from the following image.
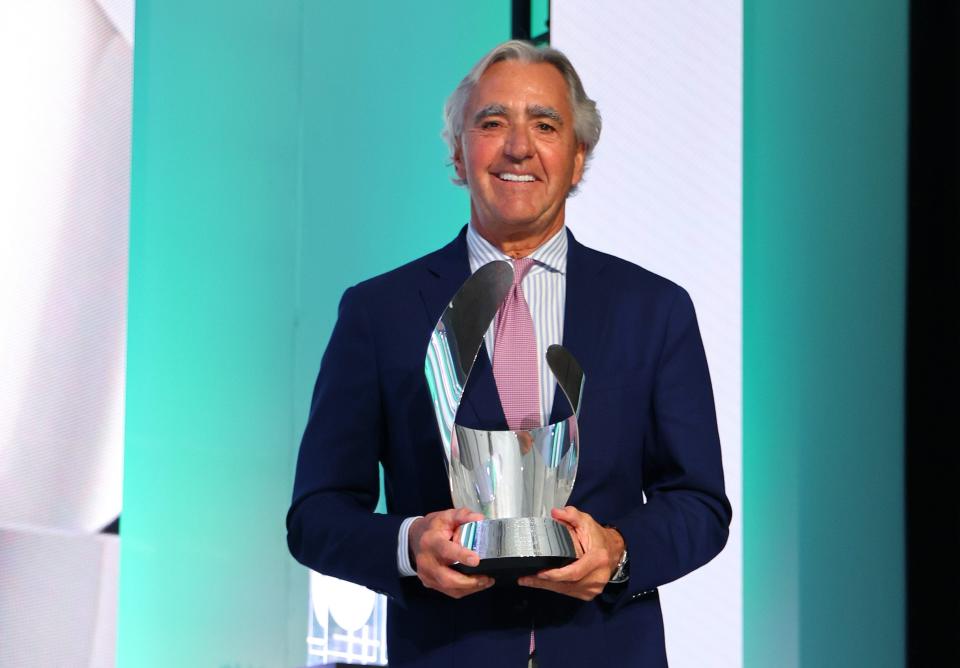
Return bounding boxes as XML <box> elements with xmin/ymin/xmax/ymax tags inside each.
<box><xmin>609</xmin><ymin>546</ymin><xmax>629</xmax><ymax>583</ymax></box>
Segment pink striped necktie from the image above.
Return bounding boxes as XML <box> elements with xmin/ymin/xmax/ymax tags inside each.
<box><xmin>492</xmin><ymin>258</ymin><xmax>541</xmax><ymax>431</ymax></box>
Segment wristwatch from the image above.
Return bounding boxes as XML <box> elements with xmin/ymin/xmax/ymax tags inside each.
<box><xmin>609</xmin><ymin>546</ymin><xmax>630</xmax><ymax>583</ymax></box>
<box><xmin>604</xmin><ymin>524</ymin><xmax>630</xmax><ymax>583</ymax></box>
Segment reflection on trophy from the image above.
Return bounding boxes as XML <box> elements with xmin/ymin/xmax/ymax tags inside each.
<box><xmin>424</xmin><ymin>261</ymin><xmax>585</xmax><ymax>576</ymax></box>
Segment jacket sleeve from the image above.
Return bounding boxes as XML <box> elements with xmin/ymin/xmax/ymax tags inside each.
<box><xmin>606</xmin><ymin>286</ymin><xmax>732</xmax><ymax>608</ymax></box>
<box><xmin>286</xmin><ymin>286</ymin><xmax>409</xmax><ymax>601</ymax></box>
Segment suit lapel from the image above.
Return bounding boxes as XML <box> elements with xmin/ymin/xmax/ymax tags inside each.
<box><xmin>419</xmin><ymin>227</ymin><xmax>507</xmax><ymax>431</ymax></box>
<box><xmin>549</xmin><ymin>229</ymin><xmax>609</xmax><ymax>423</ymax></box>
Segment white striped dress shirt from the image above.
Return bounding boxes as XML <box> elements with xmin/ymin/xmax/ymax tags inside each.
<box><xmin>397</xmin><ymin>224</ymin><xmax>568</xmax><ymax>576</ymax></box>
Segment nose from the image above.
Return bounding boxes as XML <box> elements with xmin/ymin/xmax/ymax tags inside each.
<box><xmin>503</xmin><ymin>123</ymin><xmax>533</xmax><ymax>161</ymax></box>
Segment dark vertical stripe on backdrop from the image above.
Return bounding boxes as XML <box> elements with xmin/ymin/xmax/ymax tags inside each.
<box><xmin>511</xmin><ymin>0</ymin><xmax>532</xmax><ymax>40</ymax></box>
<box><xmin>906</xmin><ymin>2</ymin><xmax>960</xmax><ymax>665</ymax></box>
<box><xmin>511</xmin><ymin>0</ymin><xmax>549</xmax><ymax>44</ymax></box>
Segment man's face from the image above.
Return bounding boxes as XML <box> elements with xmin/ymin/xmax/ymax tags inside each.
<box><xmin>454</xmin><ymin>60</ymin><xmax>586</xmax><ymax>241</ymax></box>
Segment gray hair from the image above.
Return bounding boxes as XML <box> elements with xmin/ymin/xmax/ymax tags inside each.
<box><xmin>442</xmin><ymin>40</ymin><xmax>602</xmax><ymax>186</ymax></box>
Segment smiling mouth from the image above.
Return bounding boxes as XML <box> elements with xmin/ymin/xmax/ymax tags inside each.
<box><xmin>497</xmin><ymin>173</ymin><xmax>536</xmax><ymax>182</ymax></box>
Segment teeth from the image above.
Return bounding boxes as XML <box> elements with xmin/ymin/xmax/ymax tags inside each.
<box><xmin>498</xmin><ymin>173</ymin><xmax>535</xmax><ymax>182</ymax></box>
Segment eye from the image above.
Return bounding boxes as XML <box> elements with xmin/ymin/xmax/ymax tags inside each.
<box><xmin>480</xmin><ymin>120</ymin><xmax>502</xmax><ymax>129</ymax></box>
<box><xmin>536</xmin><ymin>122</ymin><xmax>556</xmax><ymax>133</ymax></box>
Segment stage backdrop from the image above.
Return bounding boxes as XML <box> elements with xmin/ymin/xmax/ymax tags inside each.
<box><xmin>119</xmin><ymin>1</ymin><xmax>906</xmax><ymax>666</ymax></box>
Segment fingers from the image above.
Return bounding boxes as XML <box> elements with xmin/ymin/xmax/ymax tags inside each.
<box><xmin>412</xmin><ymin>509</ymin><xmax>483</xmax><ymax>553</ymax></box>
<box><xmin>517</xmin><ymin>572</ymin><xmax>604</xmax><ymax>601</ymax></box>
<box><xmin>521</xmin><ymin>548</ymin><xmax>604</xmax><ymax>584</ymax></box>
<box><xmin>426</xmin><ymin>508</ymin><xmax>481</xmax><ymax>536</ymax></box>
<box><xmin>566</xmin><ymin>524</ymin><xmax>586</xmax><ymax>558</ymax></box>
<box><xmin>416</xmin><ymin>547</ymin><xmax>494</xmax><ymax>598</ymax></box>
<box><xmin>552</xmin><ymin>505</ymin><xmax>595</xmax><ymax>530</ymax></box>
<box><xmin>517</xmin><ymin>558</ymin><xmax>607</xmax><ymax>601</ymax></box>
<box><xmin>516</xmin><ymin>575</ymin><xmax>561</xmax><ymax>593</ymax></box>
<box><xmin>414</xmin><ymin>518</ymin><xmax>479</xmax><ymax>568</ymax></box>
<box><xmin>411</xmin><ymin>508</ymin><xmax>494</xmax><ymax>599</ymax></box>
<box><xmin>429</xmin><ymin>531</ymin><xmax>480</xmax><ymax>568</ymax></box>
<box><xmin>430</xmin><ymin>508</ymin><xmax>483</xmax><ymax>566</ymax></box>
<box><xmin>452</xmin><ymin>507</ymin><xmax>485</xmax><ymax>526</ymax></box>
<box><xmin>517</xmin><ymin>506</ymin><xmax>613</xmax><ymax>602</ymax></box>
<box><xmin>419</xmin><ymin>561</ymin><xmax>494</xmax><ymax>598</ymax></box>
<box><xmin>532</xmin><ymin>555</ymin><xmax>593</xmax><ymax>582</ymax></box>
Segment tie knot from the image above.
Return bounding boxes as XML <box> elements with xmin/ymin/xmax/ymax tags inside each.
<box><xmin>510</xmin><ymin>257</ymin><xmax>535</xmax><ymax>286</ymax></box>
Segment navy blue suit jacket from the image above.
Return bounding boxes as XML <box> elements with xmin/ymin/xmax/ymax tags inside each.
<box><xmin>287</xmin><ymin>227</ymin><xmax>731</xmax><ymax>667</ymax></box>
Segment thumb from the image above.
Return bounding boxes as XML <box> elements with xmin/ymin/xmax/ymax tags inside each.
<box><xmin>552</xmin><ymin>505</ymin><xmax>581</xmax><ymax>527</ymax></box>
<box><xmin>453</xmin><ymin>507</ymin><xmax>485</xmax><ymax>526</ymax></box>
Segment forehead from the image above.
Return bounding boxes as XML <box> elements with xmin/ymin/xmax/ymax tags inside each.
<box><xmin>467</xmin><ymin>60</ymin><xmax>572</xmax><ymax>113</ymax></box>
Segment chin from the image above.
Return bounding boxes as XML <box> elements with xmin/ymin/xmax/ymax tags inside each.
<box><xmin>495</xmin><ymin>205</ymin><xmax>542</xmax><ymax>224</ymax></box>
<box><xmin>495</xmin><ymin>216</ymin><xmax>541</xmax><ymax>231</ymax></box>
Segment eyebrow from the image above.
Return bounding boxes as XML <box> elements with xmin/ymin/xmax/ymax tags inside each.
<box><xmin>472</xmin><ymin>103</ymin><xmax>565</xmax><ymax>125</ymax></box>
<box><xmin>473</xmin><ymin>104</ymin><xmax>508</xmax><ymax>124</ymax></box>
<box><xmin>528</xmin><ymin>104</ymin><xmax>564</xmax><ymax>124</ymax></box>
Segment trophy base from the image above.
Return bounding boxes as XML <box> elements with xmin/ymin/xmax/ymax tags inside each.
<box><xmin>453</xmin><ymin>517</ymin><xmax>577</xmax><ymax>578</ymax></box>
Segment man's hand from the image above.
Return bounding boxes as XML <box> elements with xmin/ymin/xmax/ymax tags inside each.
<box><xmin>409</xmin><ymin>508</ymin><xmax>495</xmax><ymax>598</ymax></box>
<box><xmin>517</xmin><ymin>506</ymin><xmax>625</xmax><ymax>601</ymax></box>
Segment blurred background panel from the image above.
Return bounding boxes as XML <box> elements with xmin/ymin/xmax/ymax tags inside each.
<box><xmin>744</xmin><ymin>1</ymin><xmax>907</xmax><ymax>667</ymax></box>
<box><xmin>0</xmin><ymin>0</ymin><xmax>133</xmax><ymax>665</ymax></box>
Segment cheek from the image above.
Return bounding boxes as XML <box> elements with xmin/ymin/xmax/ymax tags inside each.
<box><xmin>463</xmin><ymin>136</ymin><xmax>501</xmax><ymax>169</ymax></box>
<box><xmin>541</xmin><ymin>147</ymin><xmax>572</xmax><ymax>175</ymax></box>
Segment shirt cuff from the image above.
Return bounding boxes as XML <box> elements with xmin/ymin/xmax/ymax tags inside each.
<box><xmin>397</xmin><ymin>515</ymin><xmax>422</xmax><ymax>577</ymax></box>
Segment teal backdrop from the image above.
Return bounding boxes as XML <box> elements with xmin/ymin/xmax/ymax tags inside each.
<box><xmin>119</xmin><ymin>1</ymin><xmax>508</xmax><ymax>666</ymax></box>
<box><xmin>744</xmin><ymin>1</ymin><xmax>906</xmax><ymax>666</ymax></box>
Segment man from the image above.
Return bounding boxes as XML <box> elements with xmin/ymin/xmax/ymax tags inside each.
<box><xmin>287</xmin><ymin>40</ymin><xmax>731</xmax><ymax>667</ymax></box>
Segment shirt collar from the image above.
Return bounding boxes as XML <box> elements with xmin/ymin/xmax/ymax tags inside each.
<box><xmin>466</xmin><ymin>223</ymin><xmax>568</xmax><ymax>275</ymax></box>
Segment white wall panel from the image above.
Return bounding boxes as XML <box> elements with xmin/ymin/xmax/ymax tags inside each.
<box><xmin>553</xmin><ymin>3</ymin><xmax>742</xmax><ymax>665</ymax></box>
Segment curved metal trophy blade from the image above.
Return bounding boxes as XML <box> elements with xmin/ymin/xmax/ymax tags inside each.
<box><xmin>424</xmin><ymin>260</ymin><xmax>513</xmax><ymax>464</ymax></box>
<box><xmin>546</xmin><ymin>344</ymin><xmax>585</xmax><ymax>417</ymax></box>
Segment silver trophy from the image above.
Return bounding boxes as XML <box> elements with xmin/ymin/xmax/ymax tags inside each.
<box><xmin>424</xmin><ymin>261</ymin><xmax>584</xmax><ymax>576</ymax></box>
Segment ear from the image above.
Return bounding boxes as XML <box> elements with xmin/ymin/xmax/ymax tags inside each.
<box><xmin>570</xmin><ymin>142</ymin><xmax>587</xmax><ymax>187</ymax></box>
<box><xmin>453</xmin><ymin>141</ymin><xmax>467</xmax><ymax>182</ymax></box>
